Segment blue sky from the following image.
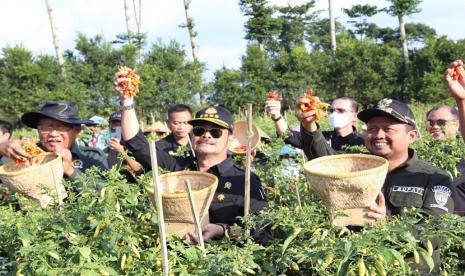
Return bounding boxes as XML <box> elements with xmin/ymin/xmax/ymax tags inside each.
<box><xmin>2</xmin><ymin>0</ymin><xmax>464</xmax><ymax>79</ymax></box>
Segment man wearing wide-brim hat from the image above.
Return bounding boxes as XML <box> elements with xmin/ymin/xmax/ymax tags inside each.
<box><xmin>0</xmin><ymin>101</ymin><xmax>108</xmax><ymax>180</ymax></box>
<box><xmin>296</xmin><ymin>97</ymin><xmax>453</xmax><ymax>274</ymax></box>
<box><xmin>118</xmin><ymin>91</ymin><xmax>270</xmax><ymax>244</ymax></box>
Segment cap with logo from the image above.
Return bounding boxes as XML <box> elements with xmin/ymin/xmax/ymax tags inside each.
<box><xmin>357</xmin><ymin>98</ymin><xmax>416</xmax><ymax>129</ymax></box>
<box><xmin>188</xmin><ymin>105</ymin><xmax>234</xmax><ymax>131</ymax></box>
<box><xmin>108</xmin><ymin>112</ymin><xmax>122</xmax><ymax>123</ymax></box>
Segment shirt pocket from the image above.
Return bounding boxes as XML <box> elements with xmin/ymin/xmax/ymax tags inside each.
<box><xmin>389</xmin><ymin>191</ymin><xmax>424</xmax><ymax>208</ymax></box>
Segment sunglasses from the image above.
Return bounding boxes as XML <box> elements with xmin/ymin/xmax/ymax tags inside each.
<box><xmin>192</xmin><ymin>126</ymin><xmax>224</xmax><ymax>138</ymax></box>
<box><xmin>328</xmin><ymin>108</ymin><xmax>353</xmax><ymax>114</ymax></box>
<box><xmin>427</xmin><ymin>119</ymin><xmax>455</xmax><ymax>127</ymax></box>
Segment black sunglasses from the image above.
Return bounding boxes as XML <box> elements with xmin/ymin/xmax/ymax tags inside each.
<box><xmin>427</xmin><ymin>119</ymin><xmax>454</xmax><ymax>127</ymax></box>
<box><xmin>192</xmin><ymin>126</ymin><xmax>224</xmax><ymax>138</ymax></box>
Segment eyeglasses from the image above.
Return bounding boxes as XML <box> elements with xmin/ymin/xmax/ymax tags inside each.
<box><xmin>37</xmin><ymin>124</ymin><xmax>74</xmax><ymax>133</ymax></box>
<box><xmin>328</xmin><ymin>108</ymin><xmax>353</xmax><ymax>114</ymax></box>
<box><xmin>427</xmin><ymin>119</ymin><xmax>455</xmax><ymax>127</ymax></box>
<box><xmin>192</xmin><ymin>126</ymin><xmax>224</xmax><ymax>138</ymax></box>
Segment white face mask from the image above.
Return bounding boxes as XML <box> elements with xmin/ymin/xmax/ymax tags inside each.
<box><xmin>329</xmin><ymin>112</ymin><xmax>350</xmax><ymax>129</ymax></box>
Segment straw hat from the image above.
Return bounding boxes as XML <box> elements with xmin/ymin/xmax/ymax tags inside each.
<box><xmin>145</xmin><ymin>171</ymin><xmax>218</xmax><ymax>237</ymax></box>
<box><xmin>304</xmin><ymin>154</ymin><xmax>388</xmax><ymax>226</ymax></box>
<box><xmin>0</xmin><ymin>153</ymin><xmax>66</xmax><ymax>208</ymax></box>
<box><xmin>144</xmin><ymin>121</ymin><xmax>169</xmax><ymax>134</ymax></box>
<box><xmin>229</xmin><ymin>121</ymin><xmax>261</xmax><ymax>154</ymax></box>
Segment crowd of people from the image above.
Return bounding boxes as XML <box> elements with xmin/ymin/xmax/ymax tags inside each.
<box><xmin>1</xmin><ymin>60</ymin><xmax>465</xmax><ymax>274</ymax></box>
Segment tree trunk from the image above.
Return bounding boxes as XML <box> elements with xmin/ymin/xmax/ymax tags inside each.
<box><xmin>45</xmin><ymin>0</ymin><xmax>65</xmax><ymax>76</ymax></box>
<box><xmin>183</xmin><ymin>0</ymin><xmax>205</xmax><ymax>104</ymax></box>
<box><xmin>124</xmin><ymin>0</ymin><xmax>132</xmax><ymax>44</ymax></box>
<box><xmin>328</xmin><ymin>0</ymin><xmax>336</xmax><ymax>56</ymax></box>
<box><xmin>398</xmin><ymin>14</ymin><xmax>409</xmax><ymax>64</ymax></box>
<box><xmin>133</xmin><ymin>0</ymin><xmax>142</xmax><ymax>63</ymax></box>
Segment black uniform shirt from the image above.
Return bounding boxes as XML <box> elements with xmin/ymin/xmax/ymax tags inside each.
<box><xmin>156</xmin><ymin>133</ymin><xmax>194</xmax><ymax>164</ymax></box>
<box><xmin>124</xmin><ymin>130</ymin><xmax>269</xmax><ymax>226</ymax></box>
<box><xmin>68</xmin><ymin>143</ymin><xmax>109</xmax><ymax>181</ymax></box>
<box><xmin>301</xmin><ymin>127</ymin><xmax>454</xmax><ymax>273</ymax></box>
<box><xmin>284</xmin><ymin>126</ymin><xmax>363</xmax><ymax>151</ymax></box>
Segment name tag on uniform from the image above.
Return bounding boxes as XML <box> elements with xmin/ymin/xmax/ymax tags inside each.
<box><xmin>392</xmin><ymin>186</ymin><xmax>424</xmax><ymax>195</ymax></box>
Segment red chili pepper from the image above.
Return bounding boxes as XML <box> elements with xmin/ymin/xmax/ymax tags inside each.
<box><xmin>452</xmin><ymin>65</ymin><xmax>464</xmax><ymax>81</ymax></box>
<box><xmin>232</xmin><ymin>145</ymin><xmax>247</xmax><ymax>154</ymax></box>
<box><xmin>299</xmin><ymin>88</ymin><xmax>330</xmax><ymax>120</ymax></box>
<box><xmin>266</xmin><ymin>91</ymin><xmax>282</xmax><ymax>101</ymax></box>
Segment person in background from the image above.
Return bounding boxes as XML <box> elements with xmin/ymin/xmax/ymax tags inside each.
<box><xmin>444</xmin><ymin>60</ymin><xmax>465</xmax><ymax>216</ymax></box>
<box><xmin>0</xmin><ymin>119</ymin><xmax>13</xmax><ymax>165</ymax></box>
<box><xmin>425</xmin><ymin>105</ymin><xmax>460</xmax><ymax>141</ymax></box>
<box><xmin>156</xmin><ymin>104</ymin><xmax>193</xmax><ymax>153</ymax></box>
<box><xmin>105</xmin><ymin>112</ymin><xmax>142</xmax><ymax>182</ymax></box>
<box><xmin>0</xmin><ymin>101</ymin><xmax>108</xmax><ymax>181</ymax></box>
<box><xmin>265</xmin><ymin>96</ymin><xmax>363</xmax><ymax>153</ymax></box>
<box><xmin>296</xmin><ymin>96</ymin><xmax>453</xmax><ymax>274</ymax></box>
<box><xmin>87</xmin><ymin>115</ymin><xmax>109</xmax><ymax>150</ymax></box>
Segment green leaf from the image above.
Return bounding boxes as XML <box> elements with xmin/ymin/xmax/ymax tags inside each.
<box><xmin>281</xmin><ymin>227</ymin><xmax>302</xmax><ymax>255</ymax></box>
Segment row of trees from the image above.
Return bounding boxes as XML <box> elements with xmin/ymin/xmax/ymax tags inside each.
<box><xmin>0</xmin><ymin>0</ymin><xmax>464</xmax><ymax>125</ymax></box>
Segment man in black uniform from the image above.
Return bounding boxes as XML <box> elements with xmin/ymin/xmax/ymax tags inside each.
<box><xmin>296</xmin><ymin>97</ymin><xmax>454</xmax><ymax>275</ymax></box>
<box><xmin>0</xmin><ymin>101</ymin><xmax>108</xmax><ymax>181</ymax></box>
<box><xmin>266</xmin><ymin>96</ymin><xmax>363</xmax><ymax>152</ymax></box>
<box><xmin>156</xmin><ymin>104</ymin><xmax>194</xmax><ymax>157</ymax></box>
<box><xmin>119</xmin><ymin>94</ymin><xmax>269</xmax><ymax>243</ymax></box>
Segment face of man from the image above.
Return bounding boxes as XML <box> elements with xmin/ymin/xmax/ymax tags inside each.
<box><xmin>191</xmin><ymin>122</ymin><xmax>230</xmax><ymax>156</ymax></box>
<box><xmin>110</xmin><ymin>121</ymin><xmax>121</xmax><ymax>132</ymax></box>
<box><xmin>426</xmin><ymin>107</ymin><xmax>459</xmax><ymax>140</ymax></box>
<box><xmin>167</xmin><ymin>111</ymin><xmax>192</xmax><ymax>140</ymax></box>
<box><xmin>0</xmin><ymin>130</ymin><xmax>11</xmax><ymax>144</ymax></box>
<box><xmin>329</xmin><ymin>99</ymin><xmax>357</xmax><ymax>129</ymax></box>
<box><xmin>37</xmin><ymin>118</ymin><xmax>81</xmax><ymax>151</ymax></box>
<box><xmin>364</xmin><ymin>116</ymin><xmax>417</xmax><ymax>160</ymax></box>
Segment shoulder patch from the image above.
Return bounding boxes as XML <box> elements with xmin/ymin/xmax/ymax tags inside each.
<box><xmin>430</xmin><ymin>185</ymin><xmax>452</xmax><ymax>212</ymax></box>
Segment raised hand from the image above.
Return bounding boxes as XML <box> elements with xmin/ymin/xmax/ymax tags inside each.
<box><xmin>444</xmin><ymin>60</ymin><xmax>465</xmax><ymax>100</ymax></box>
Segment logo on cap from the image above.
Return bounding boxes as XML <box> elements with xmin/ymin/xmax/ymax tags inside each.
<box><xmin>201</xmin><ymin>107</ymin><xmax>220</xmax><ymax>119</ymax></box>
<box><xmin>377</xmin><ymin>98</ymin><xmax>393</xmax><ymax>113</ymax></box>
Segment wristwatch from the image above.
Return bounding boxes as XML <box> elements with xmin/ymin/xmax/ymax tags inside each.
<box><xmin>120</xmin><ymin>103</ymin><xmax>135</xmax><ymax>111</ymax></box>
<box><xmin>272</xmin><ymin>115</ymin><xmax>282</xmax><ymax>122</ymax></box>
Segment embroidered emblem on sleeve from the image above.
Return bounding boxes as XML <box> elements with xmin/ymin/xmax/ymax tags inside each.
<box><xmin>430</xmin><ymin>185</ymin><xmax>451</xmax><ymax>212</ymax></box>
<box><xmin>72</xmin><ymin>159</ymin><xmax>83</xmax><ymax>169</ymax></box>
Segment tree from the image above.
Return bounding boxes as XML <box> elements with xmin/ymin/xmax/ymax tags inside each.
<box><xmin>328</xmin><ymin>0</ymin><xmax>336</xmax><ymax>55</ymax></box>
<box><xmin>384</xmin><ymin>0</ymin><xmax>423</xmax><ymax>64</ymax></box>
<box><xmin>239</xmin><ymin>0</ymin><xmax>277</xmax><ymax>50</ymax></box>
<box><xmin>124</xmin><ymin>0</ymin><xmax>132</xmax><ymax>45</ymax></box>
<box><xmin>45</xmin><ymin>0</ymin><xmax>65</xmax><ymax>76</ymax></box>
<box><xmin>343</xmin><ymin>4</ymin><xmax>379</xmax><ymax>40</ymax></box>
<box><xmin>208</xmin><ymin>67</ymin><xmax>244</xmax><ymax>113</ymax></box>
<box><xmin>180</xmin><ymin>0</ymin><xmax>205</xmax><ymax>105</ymax></box>
<box><xmin>136</xmin><ymin>40</ymin><xmax>199</xmax><ymax>121</ymax></box>
<box><xmin>275</xmin><ymin>1</ymin><xmax>316</xmax><ymax>51</ymax></box>
<box><xmin>306</xmin><ymin>18</ymin><xmax>345</xmax><ymax>52</ymax></box>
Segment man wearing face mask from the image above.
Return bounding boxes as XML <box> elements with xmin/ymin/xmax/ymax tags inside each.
<box><xmin>266</xmin><ymin>96</ymin><xmax>364</xmax><ymax>152</ymax></box>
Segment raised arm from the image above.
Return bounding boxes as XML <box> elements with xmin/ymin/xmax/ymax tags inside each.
<box><xmin>444</xmin><ymin>59</ymin><xmax>465</xmax><ymax>141</ymax></box>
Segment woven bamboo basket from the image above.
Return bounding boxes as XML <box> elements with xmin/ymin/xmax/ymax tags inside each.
<box><xmin>146</xmin><ymin>171</ymin><xmax>218</xmax><ymax>236</ymax></box>
<box><xmin>304</xmin><ymin>154</ymin><xmax>388</xmax><ymax>226</ymax></box>
<box><xmin>229</xmin><ymin>120</ymin><xmax>261</xmax><ymax>154</ymax></box>
<box><xmin>0</xmin><ymin>153</ymin><xmax>66</xmax><ymax>208</ymax></box>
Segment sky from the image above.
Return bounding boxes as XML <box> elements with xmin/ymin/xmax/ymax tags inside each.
<box><xmin>2</xmin><ymin>0</ymin><xmax>464</xmax><ymax>79</ymax></box>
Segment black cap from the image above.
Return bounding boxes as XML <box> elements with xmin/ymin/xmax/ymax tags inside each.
<box><xmin>358</xmin><ymin>98</ymin><xmax>416</xmax><ymax>129</ymax></box>
<box><xmin>21</xmin><ymin>101</ymin><xmax>95</xmax><ymax>128</ymax></box>
<box><xmin>188</xmin><ymin>105</ymin><xmax>234</xmax><ymax>131</ymax></box>
<box><xmin>109</xmin><ymin>112</ymin><xmax>122</xmax><ymax>122</ymax></box>
<box><xmin>0</xmin><ymin>119</ymin><xmax>14</xmax><ymax>134</ymax></box>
